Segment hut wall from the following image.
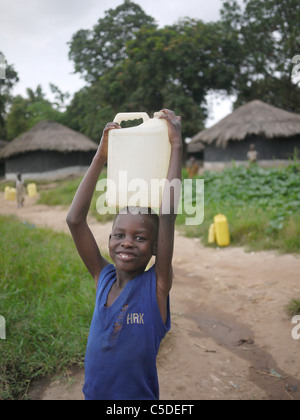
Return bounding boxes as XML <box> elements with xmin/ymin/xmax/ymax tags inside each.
<box><xmin>204</xmin><ymin>135</ymin><xmax>300</xmax><ymax>162</ymax></box>
<box><xmin>0</xmin><ymin>161</ymin><xmax>4</xmax><ymax>177</ymax></box>
<box><xmin>5</xmin><ymin>150</ymin><xmax>95</xmax><ymax>175</ymax></box>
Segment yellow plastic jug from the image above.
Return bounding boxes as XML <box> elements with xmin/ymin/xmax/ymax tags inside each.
<box><xmin>107</xmin><ymin>112</ymin><xmax>171</xmax><ymax>208</ymax></box>
<box><xmin>208</xmin><ymin>223</ymin><xmax>215</xmax><ymax>243</ymax></box>
<box><xmin>27</xmin><ymin>183</ymin><xmax>37</xmax><ymax>197</ymax></box>
<box><xmin>7</xmin><ymin>187</ymin><xmax>16</xmax><ymax>202</ymax></box>
<box><xmin>214</xmin><ymin>214</ymin><xmax>230</xmax><ymax>247</ymax></box>
<box><xmin>4</xmin><ymin>186</ymin><xmax>10</xmax><ymax>200</ymax></box>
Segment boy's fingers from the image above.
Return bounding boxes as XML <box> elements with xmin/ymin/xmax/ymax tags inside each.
<box><xmin>159</xmin><ymin>109</ymin><xmax>181</xmax><ymax>124</ymax></box>
<box><xmin>105</xmin><ymin>122</ymin><xmax>120</xmax><ymax>129</ymax></box>
<box><xmin>159</xmin><ymin>109</ymin><xmax>179</xmax><ymax>119</ymax></box>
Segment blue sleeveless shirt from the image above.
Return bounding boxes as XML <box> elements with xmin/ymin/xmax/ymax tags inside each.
<box><xmin>83</xmin><ymin>264</ymin><xmax>171</xmax><ymax>400</ymax></box>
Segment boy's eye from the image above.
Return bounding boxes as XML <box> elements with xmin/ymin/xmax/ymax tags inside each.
<box><xmin>136</xmin><ymin>236</ymin><xmax>146</xmax><ymax>241</ymax></box>
<box><xmin>114</xmin><ymin>233</ymin><xmax>124</xmax><ymax>238</ymax></box>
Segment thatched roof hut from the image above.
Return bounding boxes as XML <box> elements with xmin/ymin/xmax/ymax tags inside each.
<box><xmin>191</xmin><ymin>100</ymin><xmax>300</xmax><ymax>169</ymax></box>
<box><xmin>0</xmin><ymin>120</ymin><xmax>98</xmax><ymax>179</ymax></box>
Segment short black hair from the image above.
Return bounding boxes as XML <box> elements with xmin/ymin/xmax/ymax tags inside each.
<box><xmin>114</xmin><ymin>206</ymin><xmax>159</xmax><ymax>241</ymax></box>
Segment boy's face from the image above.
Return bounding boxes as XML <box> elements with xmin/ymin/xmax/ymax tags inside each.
<box><xmin>109</xmin><ymin>212</ymin><xmax>156</xmax><ymax>273</ymax></box>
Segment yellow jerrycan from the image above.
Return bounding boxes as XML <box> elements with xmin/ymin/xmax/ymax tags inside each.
<box><xmin>7</xmin><ymin>187</ymin><xmax>16</xmax><ymax>202</ymax></box>
<box><xmin>27</xmin><ymin>183</ymin><xmax>37</xmax><ymax>197</ymax></box>
<box><xmin>214</xmin><ymin>214</ymin><xmax>230</xmax><ymax>247</ymax></box>
<box><xmin>107</xmin><ymin>112</ymin><xmax>171</xmax><ymax>209</ymax></box>
<box><xmin>4</xmin><ymin>186</ymin><xmax>10</xmax><ymax>200</ymax></box>
<box><xmin>208</xmin><ymin>223</ymin><xmax>215</xmax><ymax>244</ymax></box>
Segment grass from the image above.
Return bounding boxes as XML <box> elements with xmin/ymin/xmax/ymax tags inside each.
<box><xmin>286</xmin><ymin>299</ymin><xmax>300</xmax><ymax>316</ymax></box>
<box><xmin>0</xmin><ymin>215</ymin><xmax>105</xmax><ymax>400</ymax></box>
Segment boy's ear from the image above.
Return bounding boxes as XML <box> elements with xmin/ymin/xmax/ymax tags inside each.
<box><xmin>152</xmin><ymin>244</ymin><xmax>157</xmax><ymax>256</ymax></box>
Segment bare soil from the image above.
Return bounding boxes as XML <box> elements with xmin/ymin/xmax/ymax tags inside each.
<box><xmin>1</xmin><ymin>192</ymin><xmax>300</xmax><ymax>400</ymax></box>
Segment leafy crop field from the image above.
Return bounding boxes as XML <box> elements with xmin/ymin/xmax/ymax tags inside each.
<box><xmin>179</xmin><ymin>163</ymin><xmax>300</xmax><ymax>253</ymax></box>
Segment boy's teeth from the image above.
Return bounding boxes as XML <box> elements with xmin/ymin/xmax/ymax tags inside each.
<box><xmin>119</xmin><ymin>253</ymin><xmax>133</xmax><ymax>259</ymax></box>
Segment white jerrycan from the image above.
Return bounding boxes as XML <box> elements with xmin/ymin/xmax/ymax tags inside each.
<box><xmin>106</xmin><ymin>112</ymin><xmax>171</xmax><ymax>209</ymax></box>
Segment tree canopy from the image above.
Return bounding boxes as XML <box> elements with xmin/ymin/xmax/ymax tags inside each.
<box><xmin>220</xmin><ymin>0</ymin><xmax>300</xmax><ymax>112</ymax></box>
<box><xmin>0</xmin><ymin>51</ymin><xmax>19</xmax><ymax>139</ymax></box>
<box><xmin>68</xmin><ymin>1</ymin><xmax>156</xmax><ymax>83</ymax></box>
<box><xmin>6</xmin><ymin>86</ymin><xmax>64</xmax><ymax>141</ymax></box>
<box><xmin>66</xmin><ymin>4</ymin><xmax>242</xmax><ymax>141</ymax></box>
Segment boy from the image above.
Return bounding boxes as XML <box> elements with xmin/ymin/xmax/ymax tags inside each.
<box><xmin>66</xmin><ymin>109</ymin><xmax>182</xmax><ymax>400</ymax></box>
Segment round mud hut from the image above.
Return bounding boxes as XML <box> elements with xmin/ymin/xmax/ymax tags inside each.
<box><xmin>191</xmin><ymin>100</ymin><xmax>300</xmax><ymax>170</ymax></box>
<box><xmin>0</xmin><ymin>120</ymin><xmax>98</xmax><ymax>180</ymax></box>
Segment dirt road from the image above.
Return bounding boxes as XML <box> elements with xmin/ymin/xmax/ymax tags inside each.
<box><xmin>1</xmin><ymin>192</ymin><xmax>300</xmax><ymax>400</ymax></box>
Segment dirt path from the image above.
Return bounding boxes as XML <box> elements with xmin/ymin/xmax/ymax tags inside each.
<box><xmin>1</xmin><ymin>192</ymin><xmax>300</xmax><ymax>400</ymax></box>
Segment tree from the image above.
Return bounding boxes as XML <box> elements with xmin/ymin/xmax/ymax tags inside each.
<box><xmin>66</xmin><ymin>4</ymin><xmax>242</xmax><ymax>144</ymax></box>
<box><xmin>220</xmin><ymin>0</ymin><xmax>300</xmax><ymax>112</ymax></box>
<box><xmin>49</xmin><ymin>83</ymin><xmax>70</xmax><ymax>111</ymax></box>
<box><xmin>6</xmin><ymin>85</ymin><xmax>63</xmax><ymax>140</ymax></box>
<box><xmin>83</xmin><ymin>19</ymin><xmax>242</xmax><ymax>139</ymax></box>
<box><xmin>65</xmin><ymin>84</ymin><xmax>115</xmax><ymax>141</ymax></box>
<box><xmin>0</xmin><ymin>51</ymin><xmax>19</xmax><ymax>139</ymax></box>
<box><xmin>68</xmin><ymin>1</ymin><xmax>156</xmax><ymax>83</ymax></box>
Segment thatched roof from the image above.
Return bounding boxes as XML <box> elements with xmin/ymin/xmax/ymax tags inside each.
<box><xmin>0</xmin><ymin>120</ymin><xmax>98</xmax><ymax>159</ymax></box>
<box><xmin>191</xmin><ymin>100</ymin><xmax>300</xmax><ymax>148</ymax></box>
<box><xmin>0</xmin><ymin>140</ymin><xmax>8</xmax><ymax>149</ymax></box>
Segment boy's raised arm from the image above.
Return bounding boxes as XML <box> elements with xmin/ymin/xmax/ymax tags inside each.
<box><xmin>66</xmin><ymin>122</ymin><xmax>120</xmax><ymax>286</ymax></box>
<box><xmin>155</xmin><ymin>109</ymin><xmax>182</xmax><ymax>323</ymax></box>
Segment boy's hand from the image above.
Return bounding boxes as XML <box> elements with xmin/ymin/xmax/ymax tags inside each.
<box><xmin>97</xmin><ymin>122</ymin><xmax>121</xmax><ymax>160</ymax></box>
<box><xmin>158</xmin><ymin>109</ymin><xmax>182</xmax><ymax>147</ymax></box>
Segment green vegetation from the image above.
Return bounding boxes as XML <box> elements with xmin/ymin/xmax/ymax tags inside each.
<box><xmin>37</xmin><ymin>176</ymin><xmax>83</xmax><ymax>206</ymax></box>
<box><xmin>0</xmin><ymin>215</ymin><xmax>103</xmax><ymax>400</ymax></box>
<box><xmin>178</xmin><ymin>163</ymin><xmax>300</xmax><ymax>253</ymax></box>
<box><xmin>286</xmin><ymin>299</ymin><xmax>300</xmax><ymax>316</ymax></box>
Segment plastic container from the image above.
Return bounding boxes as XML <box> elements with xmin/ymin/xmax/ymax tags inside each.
<box><xmin>27</xmin><ymin>183</ymin><xmax>37</xmax><ymax>197</ymax></box>
<box><xmin>4</xmin><ymin>186</ymin><xmax>10</xmax><ymax>200</ymax></box>
<box><xmin>6</xmin><ymin>187</ymin><xmax>16</xmax><ymax>202</ymax></box>
<box><xmin>214</xmin><ymin>214</ymin><xmax>230</xmax><ymax>247</ymax></box>
<box><xmin>208</xmin><ymin>223</ymin><xmax>215</xmax><ymax>243</ymax></box>
<box><xmin>107</xmin><ymin>112</ymin><xmax>171</xmax><ymax>208</ymax></box>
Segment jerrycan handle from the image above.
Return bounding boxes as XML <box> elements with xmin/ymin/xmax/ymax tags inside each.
<box><xmin>113</xmin><ymin>112</ymin><xmax>150</xmax><ymax>125</ymax></box>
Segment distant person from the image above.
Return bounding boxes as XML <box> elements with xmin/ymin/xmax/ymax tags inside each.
<box><xmin>247</xmin><ymin>144</ymin><xmax>258</xmax><ymax>164</ymax></box>
<box><xmin>187</xmin><ymin>156</ymin><xmax>199</xmax><ymax>178</ymax></box>
<box><xmin>16</xmin><ymin>173</ymin><xmax>26</xmax><ymax>209</ymax></box>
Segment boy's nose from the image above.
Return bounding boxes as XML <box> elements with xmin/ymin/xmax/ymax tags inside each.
<box><xmin>121</xmin><ymin>237</ymin><xmax>133</xmax><ymax>248</ymax></box>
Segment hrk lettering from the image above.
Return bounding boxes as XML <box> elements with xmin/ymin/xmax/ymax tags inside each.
<box><xmin>127</xmin><ymin>313</ymin><xmax>144</xmax><ymax>325</ymax></box>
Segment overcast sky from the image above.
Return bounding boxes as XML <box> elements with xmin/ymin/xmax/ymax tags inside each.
<box><xmin>0</xmin><ymin>0</ymin><xmax>241</xmax><ymax>128</ymax></box>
